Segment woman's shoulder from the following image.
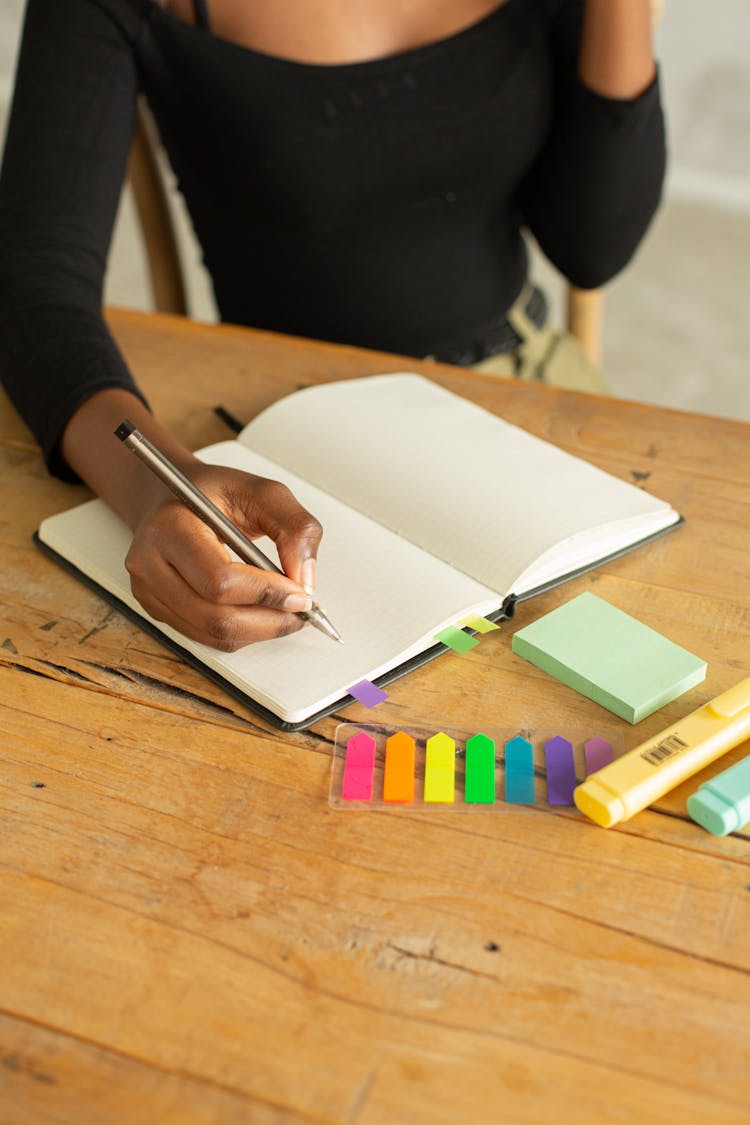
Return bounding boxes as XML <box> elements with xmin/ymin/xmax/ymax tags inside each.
<box><xmin>59</xmin><ymin>0</ymin><xmax>152</xmax><ymax>37</ymax></box>
<box><xmin>22</xmin><ymin>0</ymin><xmax>151</xmax><ymax>44</ymax></box>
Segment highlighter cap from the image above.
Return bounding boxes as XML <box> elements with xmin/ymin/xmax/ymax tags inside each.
<box><xmin>686</xmin><ymin>789</ymin><xmax>738</xmax><ymax>836</ymax></box>
<box><xmin>574</xmin><ymin>778</ymin><xmax>626</xmax><ymax>828</ymax></box>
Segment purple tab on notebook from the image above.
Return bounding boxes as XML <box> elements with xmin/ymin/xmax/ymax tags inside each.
<box><xmin>544</xmin><ymin>735</ymin><xmax>577</xmax><ymax>805</ymax></box>
<box><xmin>342</xmin><ymin>732</ymin><xmax>376</xmax><ymax>801</ymax></box>
<box><xmin>348</xmin><ymin>679</ymin><xmax>388</xmax><ymax>707</ymax></box>
<box><xmin>584</xmin><ymin>736</ymin><xmax>614</xmax><ymax>776</ymax></box>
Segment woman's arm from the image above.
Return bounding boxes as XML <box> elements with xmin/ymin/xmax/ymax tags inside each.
<box><xmin>521</xmin><ymin>0</ymin><xmax>666</xmax><ymax>290</ymax></box>
<box><xmin>0</xmin><ymin>0</ymin><xmax>144</xmax><ymax>475</ymax></box>
<box><xmin>0</xmin><ymin>0</ymin><xmax>321</xmax><ymax>650</ymax></box>
<box><xmin>578</xmin><ymin>0</ymin><xmax>656</xmax><ymax>99</ymax></box>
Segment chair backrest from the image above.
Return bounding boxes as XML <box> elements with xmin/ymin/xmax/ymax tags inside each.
<box><xmin>128</xmin><ymin>102</ymin><xmax>187</xmax><ymax>316</ymax></box>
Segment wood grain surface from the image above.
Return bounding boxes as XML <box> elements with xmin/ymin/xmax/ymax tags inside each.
<box><xmin>1</xmin><ymin>308</ymin><xmax>749</xmax><ymax>1124</ymax></box>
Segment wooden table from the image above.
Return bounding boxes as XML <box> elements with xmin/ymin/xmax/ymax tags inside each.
<box><xmin>2</xmin><ymin>309</ymin><xmax>749</xmax><ymax>1124</ymax></box>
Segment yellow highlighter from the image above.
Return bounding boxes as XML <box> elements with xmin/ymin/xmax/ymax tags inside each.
<box><xmin>574</xmin><ymin>678</ymin><xmax>750</xmax><ymax>828</ymax></box>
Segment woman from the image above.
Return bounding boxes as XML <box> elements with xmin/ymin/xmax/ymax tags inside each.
<box><xmin>0</xmin><ymin>0</ymin><xmax>664</xmax><ymax>650</ymax></box>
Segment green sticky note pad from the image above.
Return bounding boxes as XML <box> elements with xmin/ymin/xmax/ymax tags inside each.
<box><xmin>511</xmin><ymin>592</ymin><xmax>707</xmax><ymax>723</ymax></box>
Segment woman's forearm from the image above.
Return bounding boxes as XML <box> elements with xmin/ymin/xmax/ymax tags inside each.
<box><xmin>60</xmin><ymin>388</ymin><xmax>201</xmax><ymax>529</ymax></box>
<box><xmin>578</xmin><ymin>0</ymin><xmax>656</xmax><ymax>99</ymax></box>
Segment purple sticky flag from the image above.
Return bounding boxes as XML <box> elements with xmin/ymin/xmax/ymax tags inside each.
<box><xmin>544</xmin><ymin>735</ymin><xmax>577</xmax><ymax>805</ymax></box>
<box><xmin>348</xmin><ymin>679</ymin><xmax>388</xmax><ymax>707</ymax></box>
<box><xmin>584</xmin><ymin>736</ymin><xmax>614</xmax><ymax>776</ymax></box>
<box><xmin>341</xmin><ymin>732</ymin><xmax>376</xmax><ymax>801</ymax></box>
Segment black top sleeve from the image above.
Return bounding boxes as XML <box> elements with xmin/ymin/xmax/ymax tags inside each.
<box><xmin>523</xmin><ymin>0</ymin><xmax>667</xmax><ymax>289</ymax></box>
<box><xmin>0</xmin><ymin>0</ymin><xmax>148</xmax><ymax>480</ymax></box>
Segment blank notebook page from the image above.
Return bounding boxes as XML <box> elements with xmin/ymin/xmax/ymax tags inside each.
<box><xmin>240</xmin><ymin>374</ymin><xmax>676</xmax><ymax>595</ymax></box>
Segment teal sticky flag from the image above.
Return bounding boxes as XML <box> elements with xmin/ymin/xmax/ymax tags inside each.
<box><xmin>504</xmin><ymin>736</ymin><xmax>535</xmax><ymax>804</ymax></box>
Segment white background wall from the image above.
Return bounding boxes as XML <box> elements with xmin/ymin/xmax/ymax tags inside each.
<box><xmin>657</xmin><ymin>0</ymin><xmax>750</xmax><ymax>212</ymax></box>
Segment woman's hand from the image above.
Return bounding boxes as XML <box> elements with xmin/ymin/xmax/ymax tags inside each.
<box><xmin>61</xmin><ymin>388</ymin><xmax>322</xmax><ymax>651</ymax></box>
<box><xmin>125</xmin><ymin>461</ymin><xmax>322</xmax><ymax>650</ymax></box>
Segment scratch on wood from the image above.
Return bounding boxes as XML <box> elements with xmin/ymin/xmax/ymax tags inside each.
<box><xmin>377</xmin><ymin>940</ymin><xmax>497</xmax><ymax>983</ymax></box>
<box><xmin>26</xmin><ymin>659</ymin><xmax>93</xmax><ymax>684</ymax></box>
<box><xmin>346</xmin><ymin>1059</ymin><xmax>380</xmax><ymax>1124</ymax></box>
<box><xmin>78</xmin><ymin>659</ymin><xmax>273</xmax><ymax>727</ymax></box>
<box><xmin>1</xmin><ymin>1052</ymin><xmax>56</xmax><ymax>1085</ymax></box>
<box><xmin>79</xmin><ymin>607</ymin><xmax>117</xmax><ymax>644</ymax></box>
<box><xmin>76</xmin><ymin>659</ymin><xmax>332</xmax><ymax>747</ymax></box>
<box><xmin>12</xmin><ymin>654</ymin><xmax>331</xmax><ymax>749</ymax></box>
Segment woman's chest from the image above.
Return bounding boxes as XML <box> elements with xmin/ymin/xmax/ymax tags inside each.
<box><xmin>142</xmin><ymin>0</ymin><xmax>551</xmax><ymax>229</ymax></box>
<box><xmin>161</xmin><ymin>0</ymin><xmax>512</xmax><ymax>64</ymax></box>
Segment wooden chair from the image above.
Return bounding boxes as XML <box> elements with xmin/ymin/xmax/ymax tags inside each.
<box><xmin>567</xmin><ymin>287</ymin><xmax>604</xmax><ymax>366</ymax></box>
<box><xmin>128</xmin><ymin>104</ymin><xmax>188</xmax><ymax>317</ymax></box>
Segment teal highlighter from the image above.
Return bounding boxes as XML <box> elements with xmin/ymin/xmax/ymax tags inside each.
<box><xmin>687</xmin><ymin>754</ymin><xmax>750</xmax><ymax>836</ymax></box>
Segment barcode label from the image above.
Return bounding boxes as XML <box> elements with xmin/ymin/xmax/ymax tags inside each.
<box><xmin>641</xmin><ymin>733</ymin><xmax>688</xmax><ymax>765</ymax></box>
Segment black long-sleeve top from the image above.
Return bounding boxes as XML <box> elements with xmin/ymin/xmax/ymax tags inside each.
<box><xmin>0</xmin><ymin>0</ymin><xmax>666</xmax><ymax>478</ymax></box>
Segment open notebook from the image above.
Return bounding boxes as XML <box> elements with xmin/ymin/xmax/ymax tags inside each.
<box><xmin>36</xmin><ymin>374</ymin><xmax>682</xmax><ymax>729</ymax></box>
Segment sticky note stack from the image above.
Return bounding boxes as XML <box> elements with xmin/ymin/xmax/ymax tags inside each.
<box><xmin>511</xmin><ymin>592</ymin><xmax>706</xmax><ymax>723</ymax></box>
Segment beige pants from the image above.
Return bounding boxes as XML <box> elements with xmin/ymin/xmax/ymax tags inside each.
<box><xmin>473</xmin><ymin>286</ymin><xmax>609</xmax><ymax>394</ymax></box>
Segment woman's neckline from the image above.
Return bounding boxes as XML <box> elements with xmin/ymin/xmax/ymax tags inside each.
<box><xmin>150</xmin><ymin>0</ymin><xmax>520</xmax><ymax>75</ymax></box>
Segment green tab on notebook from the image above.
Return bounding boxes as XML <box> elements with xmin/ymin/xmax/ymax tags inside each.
<box><xmin>511</xmin><ymin>592</ymin><xmax>706</xmax><ymax>723</ymax></box>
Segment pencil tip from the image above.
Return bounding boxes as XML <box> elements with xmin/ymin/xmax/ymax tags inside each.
<box><xmin>306</xmin><ymin>604</ymin><xmax>343</xmax><ymax>644</ymax></box>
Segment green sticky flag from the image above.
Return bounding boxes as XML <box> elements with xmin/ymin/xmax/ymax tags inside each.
<box><xmin>435</xmin><ymin>625</ymin><xmax>479</xmax><ymax>654</ymax></box>
<box><xmin>465</xmin><ymin>733</ymin><xmax>496</xmax><ymax>804</ymax></box>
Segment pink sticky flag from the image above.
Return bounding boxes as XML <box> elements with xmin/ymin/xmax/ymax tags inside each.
<box><xmin>341</xmin><ymin>731</ymin><xmax>376</xmax><ymax>801</ymax></box>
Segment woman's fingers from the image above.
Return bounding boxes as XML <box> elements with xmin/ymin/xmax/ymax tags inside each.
<box><xmin>126</xmin><ymin>535</ymin><xmax>308</xmax><ymax>649</ymax></box>
<box><xmin>125</xmin><ymin>467</ymin><xmax>322</xmax><ymax>650</ymax></box>
<box><xmin>131</xmin><ymin>572</ymin><xmax>306</xmax><ymax>650</ymax></box>
<box><xmin>221</xmin><ymin>475</ymin><xmax>324</xmax><ymax>591</ymax></box>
